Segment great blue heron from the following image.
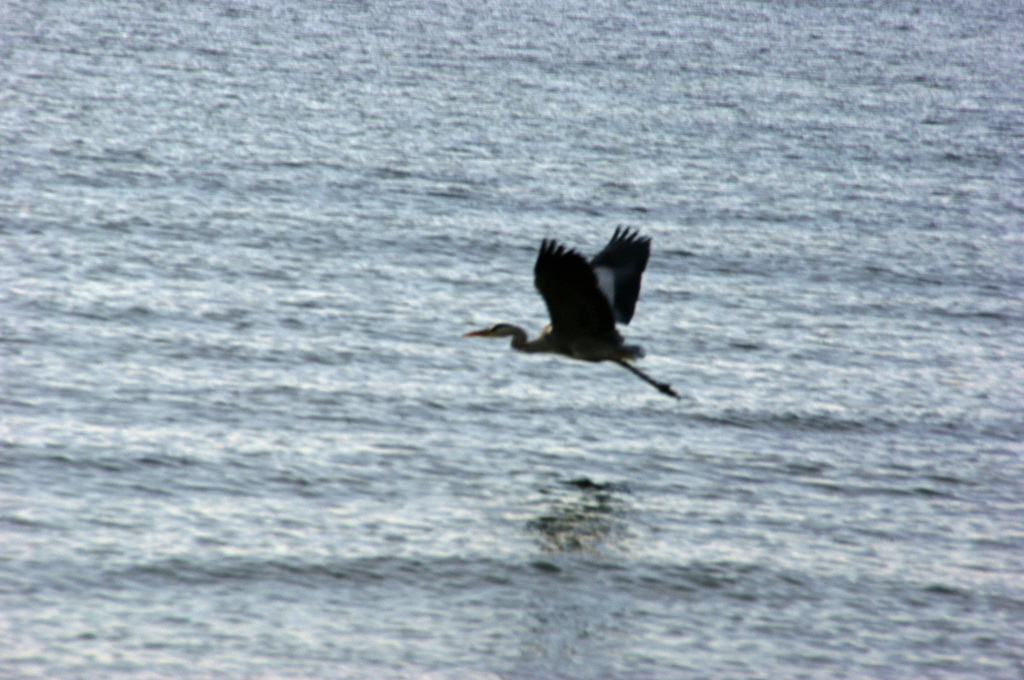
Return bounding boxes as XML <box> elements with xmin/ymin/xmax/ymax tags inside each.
<box><xmin>464</xmin><ymin>227</ymin><xmax>679</xmax><ymax>399</ymax></box>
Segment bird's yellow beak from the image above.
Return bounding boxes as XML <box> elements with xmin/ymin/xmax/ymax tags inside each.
<box><xmin>463</xmin><ymin>328</ymin><xmax>491</xmax><ymax>338</ymax></box>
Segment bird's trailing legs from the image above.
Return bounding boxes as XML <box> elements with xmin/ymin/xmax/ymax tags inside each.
<box><xmin>614</xmin><ymin>360</ymin><xmax>680</xmax><ymax>400</ymax></box>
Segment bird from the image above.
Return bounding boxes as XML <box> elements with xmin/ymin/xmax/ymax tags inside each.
<box><xmin>463</xmin><ymin>226</ymin><xmax>679</xmax><ymax>399</ymax></box>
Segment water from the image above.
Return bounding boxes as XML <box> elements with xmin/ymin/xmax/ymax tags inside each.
<box><xmin>2</xmin><ymin>0</ymin><xmax>1024</xmax><ymax>677</ymax></box>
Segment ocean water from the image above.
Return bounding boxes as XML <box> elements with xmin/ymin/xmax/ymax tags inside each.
<box><xmin>2</xmin><ymin>0</ymin><xmax>1024</xmax><ymax>678</ymax></box>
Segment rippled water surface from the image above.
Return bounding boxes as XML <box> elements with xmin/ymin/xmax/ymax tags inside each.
<box><xmin>3</xmin><ymin>0</ymin><xmax>1024</xmax><ymax>678</ymax></box>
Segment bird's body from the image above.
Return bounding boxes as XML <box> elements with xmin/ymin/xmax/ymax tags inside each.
<box><xmin>464</xmin><ymin>227</ymin><xmax>678</xmax><ymax>398</ymax></box>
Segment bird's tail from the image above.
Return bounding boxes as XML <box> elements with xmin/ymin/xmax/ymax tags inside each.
<box><xmin>622</xmin><ymin>344</ymin><xmax>645</xmax><ymax>359</ymax></box>
<box><xmin>614</xmin><ymin>360</ymin><xmax>679</xmax><ymax>399</ymax></box>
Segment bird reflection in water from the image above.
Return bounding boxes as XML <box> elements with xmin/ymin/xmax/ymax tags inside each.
<box><xmin>527</xmin><ymin>478</ymin><xmax>630</xmax><ymax>554</ymax></box>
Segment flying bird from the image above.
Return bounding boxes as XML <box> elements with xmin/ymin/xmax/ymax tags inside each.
<box><xmin>464</xmin><ymin>227</ymin><xmax>679</xmax><ymax>399</ymax></box>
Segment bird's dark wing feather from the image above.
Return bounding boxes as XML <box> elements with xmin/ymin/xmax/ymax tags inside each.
<box><xmin>590</xmin><ymin>226</ymin><xmax>651</xmax><ymax>324</ymax></box>
<box><xmin>534</xmin><ymin>240</ymin><xmax>619</xmax><ymax>346</ymax></box>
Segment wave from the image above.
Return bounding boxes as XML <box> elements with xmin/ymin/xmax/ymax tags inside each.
<box><xmin>687</xmin><ymin>407</ymin><xmax>1024</xmax><ymax>443</ymax></box>
<box><xmin>690</xmin><ymin>408</ymin><xmax>882</xmax><ymax>433</ymax></box>
<box><xmin>23</xmin><ymin>551</ymin><xmax>1017</xmax><ymax>623</ymax></box>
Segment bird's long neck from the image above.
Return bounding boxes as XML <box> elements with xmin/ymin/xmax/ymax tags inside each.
<box><xmin>504</xmin><ymin>325</ymin><xmax>531</xmax><ymax>351</ymax></box>
<box><xmin>512</xmin><ymin>325</ymin><xmax>563</xmax><ymax>354</ymax></box>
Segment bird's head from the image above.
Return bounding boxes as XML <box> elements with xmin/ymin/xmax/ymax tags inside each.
<box><xmin>463</xmin><ymin>323</ymin><xmax>519</xmax><ymax>339</ymax></box>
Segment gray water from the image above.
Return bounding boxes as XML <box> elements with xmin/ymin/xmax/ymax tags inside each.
<box><xmin>3</xmin><ymin>0</ymin><xmax>1024</xmax><ymax>678</ymax></box>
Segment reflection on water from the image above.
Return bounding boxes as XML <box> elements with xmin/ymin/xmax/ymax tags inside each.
<box><xmin>528</xmin><ymin>478</ymin><xmax>631</xmax><ymax>554</ymax></box>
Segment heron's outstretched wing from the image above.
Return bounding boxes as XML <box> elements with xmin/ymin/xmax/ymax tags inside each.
<box><xmin>534</xmin><ymin>240</ymin><xmax>618</xmax><ymax>346</ymax></box>
<box><xmin>590</xmin><ymin>226</ymin><xmax>651</xmax><ymax>324</ymax></box>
